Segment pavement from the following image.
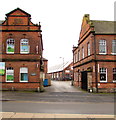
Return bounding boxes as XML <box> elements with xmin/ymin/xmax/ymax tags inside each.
<box><xmin>1</xmin><ymin>112</ymin><xmax>115</xmax><ymax>120</ymax></box>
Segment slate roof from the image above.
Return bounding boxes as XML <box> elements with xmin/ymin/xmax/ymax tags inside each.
<box><xmin>91</xmin><ymin>20</ymin><xmax>115</xmax><ymax>34</ymax></box>
<box><xmin>48</xmin><ymin>60</ymin><xmax>73</xmax><ymax>73</ymax></box>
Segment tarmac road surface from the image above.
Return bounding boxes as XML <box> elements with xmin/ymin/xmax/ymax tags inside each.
<box><xmin>2</xmin><ymin>81</ymin><xmax>115</xmax><ymax>115</ymax></box>
<box><xmin>2</xmin><ymin>100</ymin><xmax>114</xmax><ymax>114</ymax></box>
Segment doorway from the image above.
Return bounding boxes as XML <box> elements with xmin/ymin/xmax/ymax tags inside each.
<box><xmin>81</xmin><ymin>71</ymin><xmax>87</xmax><ymax>91</ymax></box>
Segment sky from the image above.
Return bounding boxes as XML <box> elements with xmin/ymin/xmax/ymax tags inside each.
<box><xmin>1</xmin><ymin>0</ymin><xmax>115</xmax><ymax>69</ymax></box>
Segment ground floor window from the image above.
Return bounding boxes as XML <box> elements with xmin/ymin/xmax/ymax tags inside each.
<box><xmin>6</xmin><ymin>67</ymin><xmax>14</xmax><ymax>82</ymax></box>
<box><xmin>20</xmin><ymin>67</ymin><xmax>28</xmax><ymax>82</ymax></box>
<box><xmin>100</xmin><ymin>68</ymin><xmax>107</xmax><ymax>82</ymax></box>
<box><xmin>113</xmin><ymin>68</ymin><xmax>116</xmax><ymax>82</ymax></box>
<box><xmin>0</xmin><ymin>62</ymin><xmax>5</xmax><ymax>76</ymax></box>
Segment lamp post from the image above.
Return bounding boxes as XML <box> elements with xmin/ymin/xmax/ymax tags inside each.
<box><xmin>60</xmin><ymin>57</ymin><xmax>64</xmax><ymax>81</ymax></box>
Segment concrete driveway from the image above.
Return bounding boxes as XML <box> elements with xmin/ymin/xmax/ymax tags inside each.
<box><xmin>45</xmin><ymin>80</ymin><xmax>81</xmax><ymax>92</ymax></box>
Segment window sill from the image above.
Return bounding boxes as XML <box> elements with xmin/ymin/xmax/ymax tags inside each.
<box><xmin>20</xmin><ymin>53</ymin><xmax>29</xmax><ymax>54</ymax></box>
<box><xmin>6</xmin><ymin>81</ymin><xmax>14</xmax><ymax>82</ymax></box>
<box><xmin>113</xmin><ymin>81</ymin><xmax>116</xmax><ymax>83</ymax></box>
<box><xmin>100</xmin><ymin>81</ymin><xmax>107</xmax><ymax>83</ymax></box>
<box><xmin>20</xmin><ymin>81</ymin><xmax>28</xmax><ymax>82</ymax></box>
<box><xmin>111</xmin><ymin>53</ymin><xmax>116</xmax><ymax>55</ymax></box>
<box><xmin>99</xmin><ymin>53</ymin><xmax>107</xmax><ymax>55</ymax></box>
<box><xmin>6</xmin><ymin>53</ymin><xmax>14</xmax><ymax>54</ymax></box>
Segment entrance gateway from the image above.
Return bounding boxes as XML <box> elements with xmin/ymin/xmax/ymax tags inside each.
<box><xmin>81</xmin><ymin>71</ymin><xmax>92</xmax><ymax>92</ymax></box>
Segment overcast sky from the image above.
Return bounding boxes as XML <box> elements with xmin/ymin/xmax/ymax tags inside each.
<box><xmin>1</xmin><ymin>0</ymin><xmax>115</xmax><ymax>68</ymax></box>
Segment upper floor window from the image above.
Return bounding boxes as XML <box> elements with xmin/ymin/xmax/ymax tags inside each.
<box><xmin>6</xmin><ymin>67</ymin><xmax>14</xmax><ymax>82</ymax></box>
<box><xmin>20</xmin><ymin>39</ymin><xmax>29</xmax><ymax>54</ymax></box>
<box><xmin>78</xmin><ymin>50</ymin><xmax>80</xmax><ymax>61</ymax></box>
<box><xmin>74</xmin><ymin>53</ymin><xmax>76</xmax><ymax>63</ymax></box>
<box><xmin>113</xmin><ymin>68</ymin><xmax>116</xmax><ymax>82</ymax></box>
<box><xmin>6</xmin><ymin>39</ymin><xmax>15</xmax><ymax>54</ymax></box>
<box><xmin>100</xmin><ymin>68</ymin><xmax>107</xmax><ymax>82</ymax></box>
<box><xmin>82</xmin><ymin>47</ymin><xmax>84</xmax><ymax>59</ymax></box>
<box><xmin>87</xmin><ymin>43</ymin><xmax>90</xmax><ymax>56</ymax></box>
<box><xmin>75</xmin><ymin>53</ymin><xmax>77</xmax><ymax>62</ymax></box>
<box><xmin>99</xmin><ymin>40</ymin><xmax>106</xmax><ymax>54</ymax></box>
<box><xmin>112</xmin><ymin>40</ymin><xmax>116</xmax><ymax>54</ymax></box>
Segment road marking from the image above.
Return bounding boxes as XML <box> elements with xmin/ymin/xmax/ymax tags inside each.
<box><xmin>3</xmin><ymin>100</ymin><xmax>114</xmax><ymax>104</ymax></box>
<box><xmin>1</xmin><ymin>112</ymin><xmax>114</xmax><ymax>118</ymax></box>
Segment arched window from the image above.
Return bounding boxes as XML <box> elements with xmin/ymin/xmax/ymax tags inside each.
<box><xmin>20</xmin><ymin>39</ymin><xmax>29</xmax><ymax>54</ymax></box>
<box><xmin>6</xmin><ymin>67</ymin><xmax>14</xmax><ymax>82</ymax></box>
<box><xmin>6</xmin><ymin>39</ymin><xmax>15</xmax><ymax>54</ymax></box>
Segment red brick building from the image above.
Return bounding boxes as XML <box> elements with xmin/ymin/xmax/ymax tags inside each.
<box><xmin>0</xmin><ymin>8</ymin><xmax>47</xmax><ymax>91</ymax></box>
<box><xmin>48</xmin><ymin>61</ymin><xmax>73</xmax><ymax>81</ymax></box>
<box><xmin>73</xmin><ymin>14</ymin><xmax>116</xmax><ymax>92</ymax></box>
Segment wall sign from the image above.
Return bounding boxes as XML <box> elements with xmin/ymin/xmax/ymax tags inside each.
<box><xmin>31</xmin><ymin>73</ymin><xmax>36</xmax><ymax>76</ymax></box>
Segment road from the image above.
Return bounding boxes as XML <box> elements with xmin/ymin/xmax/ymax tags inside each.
<box><xmin>2</xmin><ymin>81</ymin><xmax>115</xmax><ymax>115</ymax></box>
<box><xmin>3</xmin><ymin>100</ymin><xmax>114</xmax><ymax>114</ymax></box>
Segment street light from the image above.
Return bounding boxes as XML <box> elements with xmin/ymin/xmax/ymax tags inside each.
<box><xmin>60</xmin><ymin>57</ymin><xmax>64</xmax><ymax>81</ymax></box>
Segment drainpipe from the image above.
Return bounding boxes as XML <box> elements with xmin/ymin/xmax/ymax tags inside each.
<box><xmin>93</xmin><ymin>34</ymin><xmax>98</xmax><ymax>93</ymax></box>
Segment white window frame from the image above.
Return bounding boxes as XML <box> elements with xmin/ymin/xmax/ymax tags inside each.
<box><xmin>99</xmin><ymin>40</ymin><xmax>107</xmax><ymax>55</ymax></box>
<box><xmin>113</xmin><ymin>68</ymin><xmax>116</xmax><ymax>82</ymax></box>
<box><xmin>78</xmin><ymin>50</ymin><xmax>80</xmax><ymax>61</ymax></box>
<box><xmin>82</xmin><ymin>47</ymin><xmax>84</xmax><ymax>59</ymax></box>
<box><xmin>6</xmin><ymin>67</ymin><xmax>14</xmax><ymax>82</ymax></box>
<box><xmin>6</xmin><ymin>38</ymin><xmax>15</xmax><ymax>54</ymax></box>
<box><xmin>36</xmin><ymin>45</ymin><xmax>39</xmax><ymax>54</ymax></box>
<box><xmin>112</xmin><ymin>40</ymin><xmax>116</xmax><ymax>55</ymax></box>
<box><xmin>20</xmin><ymin>67</ymin><xmax>28</xmax><ymax>82</ymax></box>
<box><xmin>100</xmin><ymin>68</ymin><xmax>107</xmax><ymax>82</ymax></box>
<box><xmin>75</xmin><ymin>53</ymin><xmax>77</xmax><ymax>62</ymax></box>
<box><xmin>20</xmin><ymin>39</ymin><xmax>30</xmax><ymax>54</ymax></box>
<box><xmin>74</xmin><ymin>54</ymin><xmax>76</xmax><ymax>63</ymax></box>
<box><xmin>87</xmin><ymin>42</ymin><xmax>90</xmax><ymax>56</ymax></box>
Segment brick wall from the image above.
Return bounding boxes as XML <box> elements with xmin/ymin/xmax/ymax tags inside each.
<box><xmin>1</xmin><ymin>8</ymin><xmax>44</xmax><ymax>91</ymax></box>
